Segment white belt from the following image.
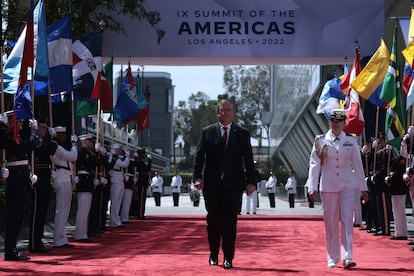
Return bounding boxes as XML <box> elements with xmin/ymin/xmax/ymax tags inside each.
<box><xmin>8</xmin><ymin>160</ymin><xmax>29</xmax><ymax>166</ymax></box>
<box><xmin>78</xmin><ymin>170</ymin><xmax>90</xmax><ymax>175</ymax></box>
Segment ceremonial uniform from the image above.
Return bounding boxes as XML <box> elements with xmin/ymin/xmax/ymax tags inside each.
<box><xmin>74</xmin><ymin>134</ymin><xmax>98</xmax><ymax>241</ymax></box>
<box><xmin>265</xmin><ymin>172</ymin><xmax>276</xmax><ymax>208</ymax></box>
<box><xmin>108</xmin><ymin>144</ymin><xmax>129</xmax><ymax>227</ymax></box>
<box><xmin>307</xmin><ymin>109</ymin><xmax>368</xmax><ymax>269</ymax></box>
<box><xmin>135</xmin><ymin>149</ymin><xmax>151</xmax><ymax>219</ymax></box>
<box><xmin>121</xmin><ymin>156</ymin><xmax>136</xmax><ymax>223</ymax></box>
<box><xmin>3</xmin><ymin>120</ymin><xmax>37</xmax><ymax>261</ymax></box>
<box><xmin>29</xmin><ymin>123</ymin><xmax>57</xmax><ymax>252</ymax></box>
<box><xmin>151</xmin><ymin>170</ymin><xmax>163</xmax><ymax>206</ymax></box>
<box><xmin>52</xmin><ymin>127</ymin><xmax>78</xmax><ymax>247</ymax></box>
<box><xmin>170</xmin><ymin>170</ymin><xmax>182</xmax><ymax>207</ymax></box>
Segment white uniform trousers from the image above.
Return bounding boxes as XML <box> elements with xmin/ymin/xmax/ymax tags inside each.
<box><xmin>53</xmin><ymin>179</ymin><xmax>73</xmax><ymax>246</ymax></box>
<box><xmin>246</xmin><ymin>190</ymin><xmax>257</xmax><ymax>214</ymax></box>
<box><xmin>110</xmin><ymin>181</ymin><xmax>125</xmax><ymax>227</ymax></box>
<box><xmin>120</xmin><ymin>188</ymin><xmax>133</xmax><ymax>222</ymax></box>
<box><xmin>391</xmin><ymin>194</ymin><xmax>408</xmax><ymax>237</ymax></box>
<box><xmin>320</xmin><ymin>188</ymin><xmax>358</xmax><ymax>265</ymax></box>
<box><xmin>353</xmin><ymin>193</ymin><xmax>362</xmax><ymax>225</ymax></box>
<box><xmin>75</xmin><ymin>192</ymin><xmax>93</xmax><ymax>240</ymax></box>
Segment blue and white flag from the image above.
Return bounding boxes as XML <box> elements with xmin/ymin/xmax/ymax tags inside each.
<box><xmin>3</xmin><ymin>0</ymin><xmax>47</xmax><ymax>95</ymax></box>
<box><xmin>114</xmin><ymin>63</ymin><xmax>139</xmax><ymax>122</ymax></box>
<box><xmin>48</xmin><ymin>15</ymin><xmax>72</xmax><ymax>102</ymax></box>
<box><xmin>33</xmin><ymin>0</ymin><xmax>49</xmax><ymax>95</ymax></box>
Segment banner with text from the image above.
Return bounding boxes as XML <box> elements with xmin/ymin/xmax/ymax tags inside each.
<box><xmin>102</xmin><ymin>0</ymin><xmax>384</xmax><ymax>65</ymax></box>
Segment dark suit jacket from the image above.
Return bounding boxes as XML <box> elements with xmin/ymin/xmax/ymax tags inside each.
<box><xmin>193</xmin><ymin>122</ymin><xmax>255</xmax><ymax>192</ymax></box>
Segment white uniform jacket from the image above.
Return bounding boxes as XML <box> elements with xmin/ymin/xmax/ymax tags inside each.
<box><xmin>307</xmin><ymin>130</ymin><xmax>367</xmax><ymax>193</ymax></box>
<box><xmin>151</xmin><ymin>175</ymin><xmax>164</xmax><ymax>193</ymax></box>
<box><xmin>170</xmin><ymin>175</ymin><xmax>182</xmax><ymax>193</ymax></box>
<box><xmin>53</xmin><ymin>144</ymin><xmax>78</xmax><ymax>183</ymax></box>
<box><xmin>265</xmin><ymin>175</ymin><xmax>277</xmax><ymax>193</ymax></box>
<box><xmin>285</xmin><ymin>176</ymin><xmax>297</xmax><ymax>194</ymax></box>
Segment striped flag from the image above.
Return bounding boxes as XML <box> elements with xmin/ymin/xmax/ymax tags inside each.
<box><xmin>380</xmin><ymin>25</ymin><xmax>405</xmax><ymax>149</ymax></box>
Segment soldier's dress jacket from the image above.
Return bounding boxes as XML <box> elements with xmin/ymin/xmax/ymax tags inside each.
<box><xmin>76</xmin><ymin>147</ymin><xmax>99</xmax><ymax>193</ymax></box>
<box><xmin>307</xmin><ymin>130</ymin><xmax>367</xmax><ymax>193</ymax></box>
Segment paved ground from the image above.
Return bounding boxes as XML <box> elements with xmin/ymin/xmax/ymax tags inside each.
<box><xmin>1</xmin><ymin>193</ymin><xmax>414</xmax><ymax>256</ymax></box>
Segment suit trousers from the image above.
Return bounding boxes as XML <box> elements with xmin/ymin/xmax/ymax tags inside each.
<box><xmin>391</xmin><ymin>194</ymin><xmax>408</xmax><ymax>237</ymax></box>
<box><xmin>136</xmin><ymin>185</ymin><xmax>148</xmax><ymax>219</ymax></box>
<box><xmin>320</xmin><ymin>188</ymin><xmax>358</xmax><ymax>264</ymax></box>
<box><xmin>121</xmin><ymin>188</ymin><xmax>133</xmax><ymax>222</ymax></box>
<box><xmin>53</xmin><ymin>179</ymin><xmax>73</xmax><ymax>246</ymax></box>
<box><xmin>204</xmin><ymin>186</ymin><xmax>240</xmax><ymax>260</ymax></box>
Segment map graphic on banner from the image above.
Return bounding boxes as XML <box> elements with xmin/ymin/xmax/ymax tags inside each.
<box><xmin>103</xmin><ymin>0</ymin><xmax>384</xmax><ymax>65</ymax></box>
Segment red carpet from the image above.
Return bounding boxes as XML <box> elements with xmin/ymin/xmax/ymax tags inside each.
<box><xmin>1</xmin><ymin>215</ymin><xmax>414</xmax><ymax>275</ymax></box>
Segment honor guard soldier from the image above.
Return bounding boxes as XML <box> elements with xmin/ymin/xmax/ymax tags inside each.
<box><xmin>151</xmin><ymin>169</ymin><xmax>164</xmax><ymax>206</ymax></box>
<box><xmin>135</xmin><ymin>148</ymin><xmax>151</xmax><ymax>219</ymax></box>
<box><xmin>2</xmin><ymin>118</ymin><xmax>39</xmax><ymax>261</ymax></box>
<box><xmin>74</xmin><ymin>134</ymin><xmax>98</xmax><ymax>242</ymax></box>
<box><xmin>89</xmin><ymin>141</ymin><xmax>107</xmax><ymax>236</ymax></box>
<box><xmin>52</xmin><ymin>127</ymin><xmax>78</xmax><ymax>248</ymax></box>
<box><xmin>372</xmin><ymin>133</ymin><xmax>393</xmax><ymax>236</ymax></box>
<box><xmin>170</xmin><ymin>168</ymin><xmax>183</xmax><ymax>207</ymax></box>
<box><xmin>307</xmin><ymin>109</ymin><xmax>368</xmax><ymax>269</ymax></box>
<box><xmin>121</xmin><ymin>150</ymin><xmax>136</xmax><ymax>224</ymax></box>
<box><xmin>29</xmin><ymin>121</ymin><xmax>57</xmax><ymax>253</ymax></box>
<box><xmin>108</xmin><ymin>143</ymin><xmax>130</xmax><ymax>227</ymax></box>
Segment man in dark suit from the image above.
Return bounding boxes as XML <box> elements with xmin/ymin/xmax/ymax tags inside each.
<box><xmin>193</xmin><ymin>99</ymin><xmax>256</xmax><ymax>270</ymax></box>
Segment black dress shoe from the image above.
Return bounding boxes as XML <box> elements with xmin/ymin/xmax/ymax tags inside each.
<box><xmin>75</xmin><ymin>238</ymin><xmax>93</xmax><ymax>243</ymax></box>
<box><xmin>407</xmin><ymin>240</ymin><xmax>414</xmax><ymax>245</ymax></box>
<box><xmin>390</xmin><ymin>236</ymin><xmax>408</xmax><ymax>240</ymax></box>
<box><xmin>209</xmin><ymin>257</ymin><xmax>218</xmax><ymax>265</ymax></box>
<box><xmin>410</xmin><ymin>247</ymin><xmax>414</xmax><ymax>252</ymax></box>
<box><xmin>54</xmin><ymin>243</ymin><xmax>75</xmax><ymax>248</ymax></box>
<box><xmin>30</xmin><ymin>247</ymin><xmax>52</xmax><ymax>253</ymax></box>
<box><xmin>4</xmin><ymin>252</ymin><xmax>30</xmax><ymax>261</ymax></box>
<box><xmin>223</xmin><ymin>259</ymin><xmax>233</xmax><ymax>269</ymax></box>
<box><xmin>367</xmin><ymin>228</ymin><xmax>377</xmax><ymax>233</ymax></box>
<box><xmin>374</xmin><ymin>231</ymin><xmax>384</xmax><ymax>236</ymax></box>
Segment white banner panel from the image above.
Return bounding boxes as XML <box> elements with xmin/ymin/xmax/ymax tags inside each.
<box><xmin>102</xmin><ymin>0</ymin><xmax>384</xmax><ymax>65</ymax></box>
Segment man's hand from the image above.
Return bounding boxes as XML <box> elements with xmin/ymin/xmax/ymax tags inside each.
<box><xmin>246</xmin><ymin>183</ymin><xmax>256</xmax><ymax>196</ymax></box>
<box><xmin>362</xmin><ymin>191</ymin><xmax>369</xmax><ymax>204</ymax></box>
<box><xmin>308</xmin><ymin>190</ymin><xmax>317</xmax><ymax>202</ymax></box>
<box><xmin>194</xmin><ymin>179</ymin><xmax>203</xmax><ymax>190</ymax></box>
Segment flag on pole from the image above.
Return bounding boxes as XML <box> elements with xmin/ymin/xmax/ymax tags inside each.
<box><xmin>351</xmin><ymin>39</ymin><xmax>390</xmax><ymax>100</ymax></box>
<box><xmin>48</xmin><ymin>15</ymin><xmax>72</xmax><ymax>101</ymax></box>
<box><xmin>137</xmin><ymin>85</ymin><xmax>150</xmax><ymax>131</ymax></box>
<box><xmin>124</xmin><ymin>72</ymin><xmax>148</xmax><ymax>124</ymax></box>
<box><xmin>33</xmin><ymin>0</ymin><xmax>49</xmax><ymax>95</ymax></box>
<box><xmin>316</xmin><ymin>77</ymin><xmax>343</xmax><ymax>119</ymax></box>
<box><xmin>114</xmin><ymin>63</ymin><xmax>139</xmax><ymax>122</ymax></box>
<box><xmin>14</xmin><ymin>0</ymin><xmax>34</xmax><ymax>120</ymax></box>
<box><xmin>402</xmin><ymin>8</ymin><xmax>414</xmax><ymax>94</ymax></box>
<box><xmin>380</xmin><ymin>25</ymin><xmax>406</xmax><ymax>149</ymax></box>
<box><xmin>101</xmin><ymin>58</ymin><xmax>113</xmax><ymax>111</ymax></box>
<box><xmin>342</xmin><ymin>46</ymin><xmax>365</xmax><ymax>136</ymax></box>
<box><xmin>3</xmin><ymin>0</ymin><xmax>45</xmax><ymax>95</ymax></box>
<box><xmin>72</xmin><ymin>32</ymin><xmax>103</xmax><ymax>100</ymax></box>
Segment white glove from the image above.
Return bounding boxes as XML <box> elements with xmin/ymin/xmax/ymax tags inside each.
<box><xmin>372</xmin><ymin>140</ymin><xmax>379</xmax><ymax>149</ymax></box>
<box><xmin>93</xmin><ymin>178</ymin><xmax>100</xmax><ymax>186</ymax></box>
<box><xmin>408</xmin><ymin>125</ymin><xmax>414</xmax><ymax>136</ymax></box>
<box><xmin>51</xmin><ymin>171</ymin><xmax>57</xmax><ymax>180</ymax></box>
<box><xmin>384</xmin><ymin>175</ymin><xmax>390</xmax><ymax>184</ymax></box>
<box><xmin>110</xmin><ymin>149</ymin><xmax>116</xmax><ymax>155</ymax></box>
<box><xmin>100</xmin><ymin>176</ymin><xmax>108</xmax><ymax>185</ymax></box>
<box><xmin>133</xmin><ymin>177</ymin><xmax>137</xmax><ymax>182</ymax></box>
<box><xmin>0</xmin><ymin>114</ymin><xmax>8</xmax><ymax>125</ymax></box>
<box><xmin>404</xmin><ymin>134</ymin><xmax>410</xmax><ymax>142</ymax></box>
<box><xmin>71</xmin><ymin>134</ymin><xmax>78</xmax><ymax>143</ymax></box>
<box><xmin>95</xmin><ymin>142</ymin><xmax>101</xmax><ymax>152</ymax></box>
<box><xmin>385</xmin><ymin>144</ymin><xmax>393</xmax><ymax>151</ymax></box>
<box><xmin>72</xmin><ymin>175</ymin><xmax>79</xmax><ymax>184</ymax></box>
<box><xmin>1</xmin><ymin>168</ymin><xmax>9</xmax><ymax>179</ymax></box>
<box><xmin>100</xmin><ymin>146</ymin><xmax>106</xmax><ymax>155</ymax></box>
<box><xmin>48</xmin><ymin>127</ymin><xmax>57</xmax><ymax>138</ymax></box>
<box><xmin>124</xmin><ymin>174</ymin><xmax>129</xmax><ymax>181</ymax></box>
<box><xmin>403</xmin><ymin>173</ymin><xmax>410</xmax><ymax>183</ymax></box>
<box><xmin>125</xmin><ymin>151</ymin><xmax>130</xmax><ymax>158</ymax></box>
<box><xmin>30</xmin><ymin>174</ymin><xmax>38</xmax><ymax>185</ymax></box>
<box><xmin>361</xmin><ymin>145</ymin><xmax>369</xmax><ymax>154</ymax></box>
<box><xmin>30</xmin><ymin>119</ymin><xmax>38</xmax><ymax>130</ymax></box>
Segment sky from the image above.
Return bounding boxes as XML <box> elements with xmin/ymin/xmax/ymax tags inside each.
<box><xmin>142</xmin><ymin>66</ymin><xmax>225</xmax><ymax>107</ymax></box>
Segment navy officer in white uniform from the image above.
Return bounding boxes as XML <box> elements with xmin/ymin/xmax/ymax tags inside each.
<box><xmin>306</xmin><ymin>109</ymin><xmax>368</xmax><ymax>269</ymax></box>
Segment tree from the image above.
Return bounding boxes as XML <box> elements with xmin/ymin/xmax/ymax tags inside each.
<box><xmin>223</xmin><ymin>65</ymin><xmax>271</xmax><ymax>135</ymax></box>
